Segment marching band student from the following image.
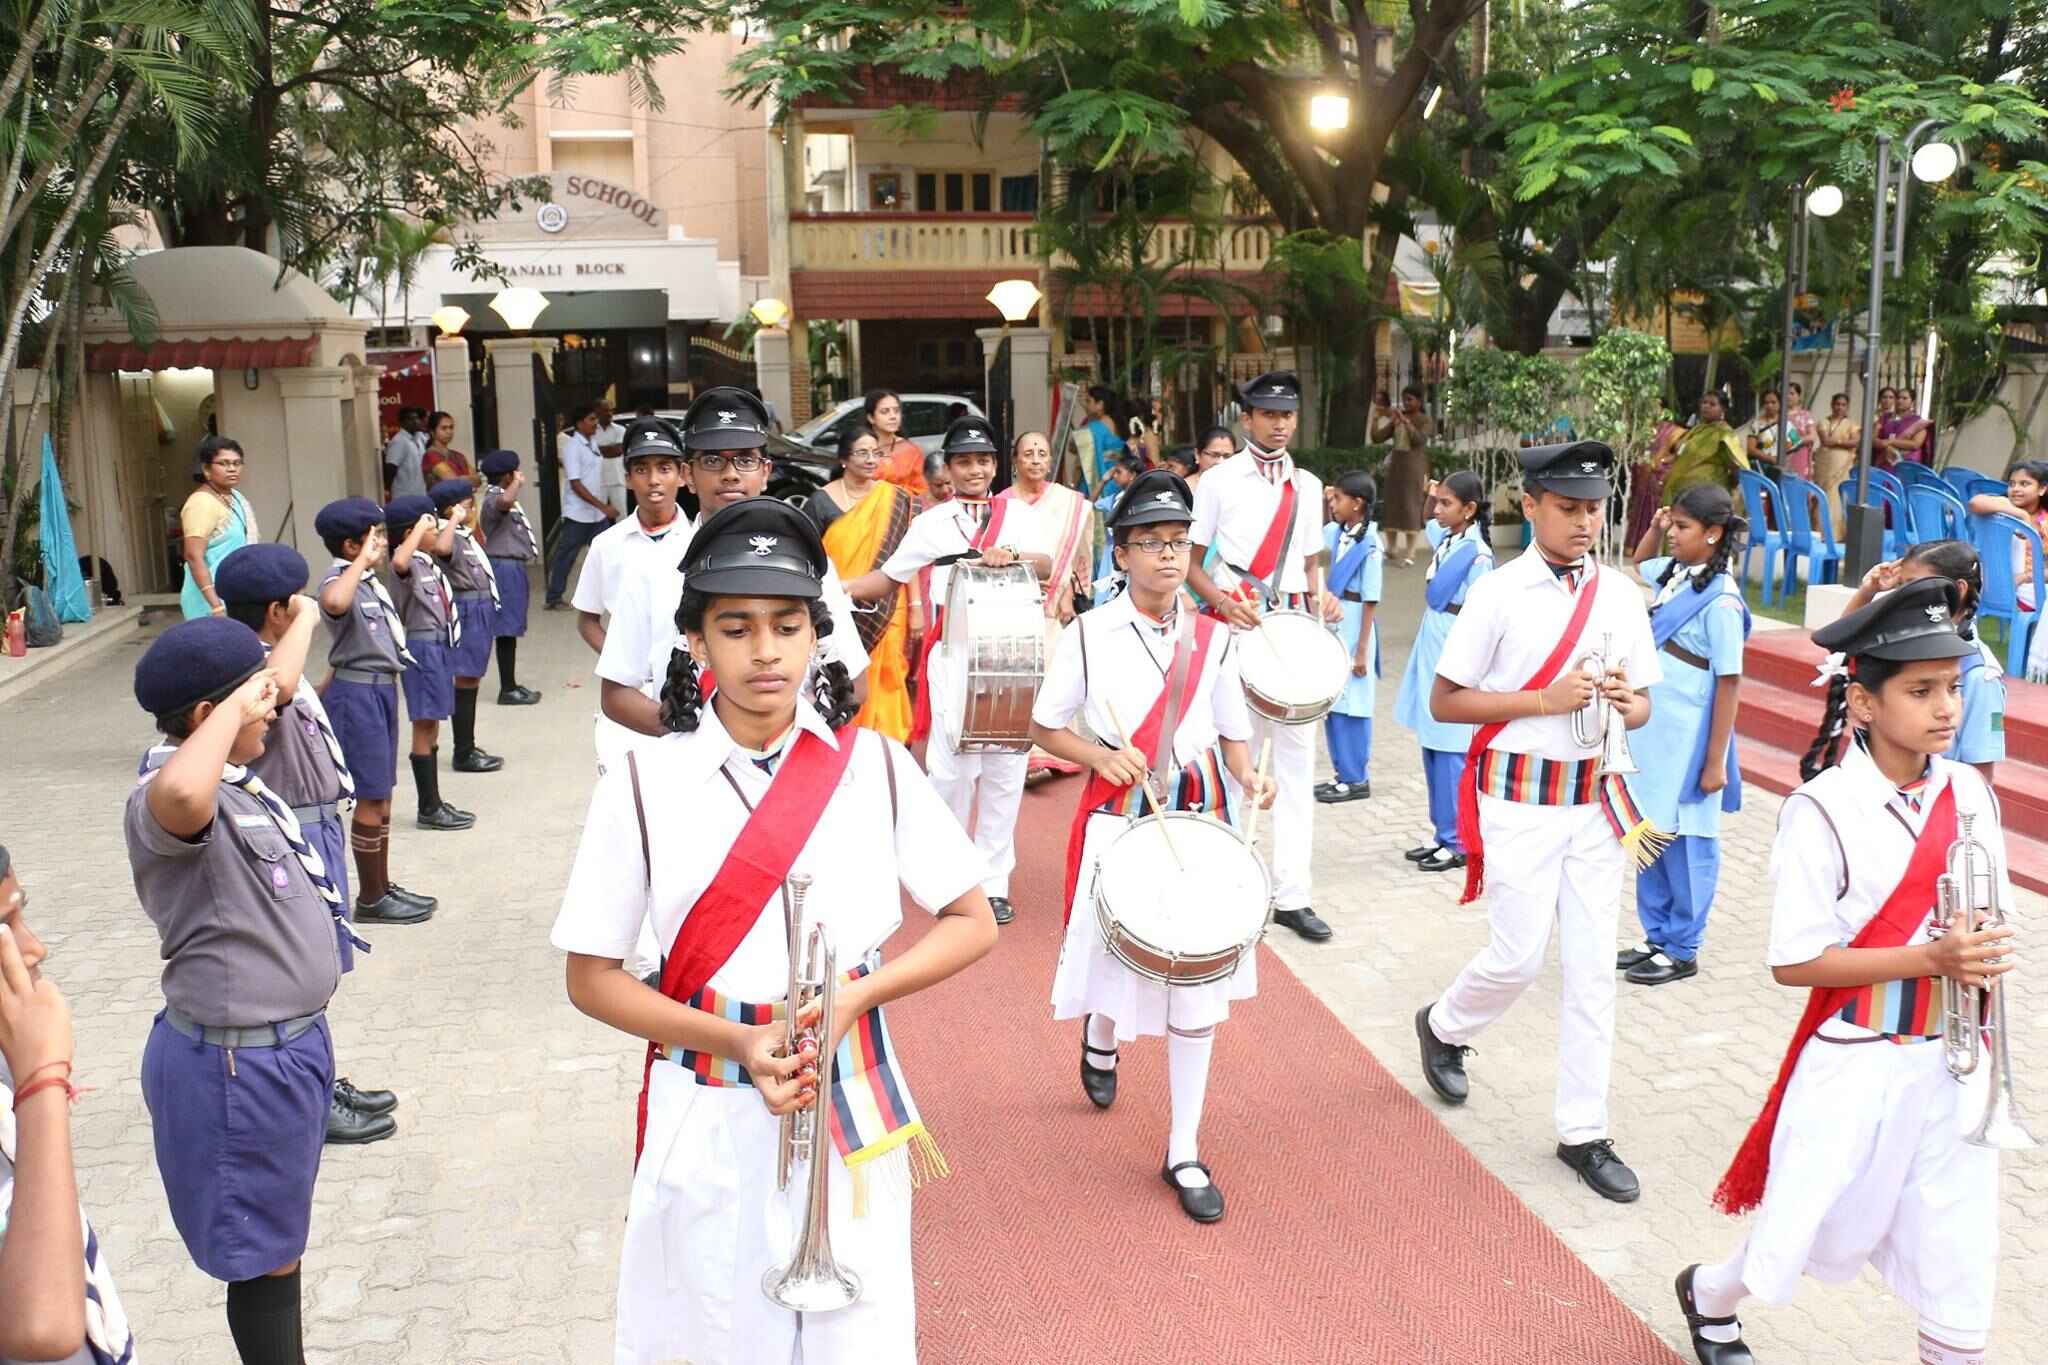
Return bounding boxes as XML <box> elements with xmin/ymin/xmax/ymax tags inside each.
<box><xmin>316</xmin><ymin>498</ymin><xmax>442</xmax><ymax>923</ymax></box>
<box><xmin>1185</xmin><ymin>371</ymin><xmax>1341</xmax><ymax>942</ymax></box>
<box><xmin>429</xmin><ymin>478</ymin><xmax>505</xmax><ymax>775</ymax></box>
<box><xmin>1394</xmin><ymin>473</ymin><xmax>1493</xmax><ymax>873</ymax></box>
<box><xmin>552</xmin><ymin>497</ymin><xmax>996</xmax><ymax>1365</ymax></box>
<box><xmin>477</xmin><ymin>450</ymin><xmax>543</xmax><ymax>706</ymax></box>
<box><xmin>844</xmin><ymin>415</ymin><xmax>1051</xmax><ymax>927</ymax></box>
<box><xmin>216</xmin><ymin>544</ymin><xmax>404</xmax><ymax>1147</ymax></box>
<box><xmin>1316</xmin><ymin>470</ymin><xmax>1382</xmax><ymax>804</ymax></box>
<box><xmin>1842</xmin><ymin>541</ymin><xmax>2004</xmax><ymax>783</ymax></box>
<box><xmin>1029</xmin><ymin>469</ymin><xmax>1275</xmax><ymax>1223</ymax></box>
<box><xmin>1617</xmin><ymin>484</ymin><xmax>1751</xmax><ymax>987</ymax></box>
<box><xmin>126</xmin><ymin>618</ymin><xmax>349</xmax><ymax>1365</ymax></box>
<box><xmin>1414</xmin><ymin>441</ymin><xmax>1662</xmax><ymax>1204</ymax></box>
<box><xmin>1679</xmin><ymin>577</ymin><xmax>2014</xmax><ymax>1365</ymax></box>
<box><xmin>382</xmin><ymin>495</ymin><xmax>475</xmax><ymax>832</ymax></box>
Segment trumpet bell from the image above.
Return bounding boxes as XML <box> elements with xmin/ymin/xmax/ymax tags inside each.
<box><xmin>1597</xmin><ymin>715</ymin><xmax>1638</xmax><ymax>776</ymax></box>
<box><xmin>763</xmin><ymin>1255</ymin><xmax>863</xmax><ymax>1312</ymax></box>
<box><xmin>1965</xmin><ymin>1094</ymin><xmax>2040</xmax><ymax>1152</ymax></box>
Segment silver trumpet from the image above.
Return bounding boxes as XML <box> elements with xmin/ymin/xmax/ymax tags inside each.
<box><xmin>1570</xmin><ymin>632</ymin><xmax>1638</xmax><ymax>776</ymax></box>
<box><xmin>1931</xmin><ymin>814</ymin><xmax>2038</xmax><ymax>1151</ymax></box>
<box><xmin>763</xmin><ymin>873</ymin><xmax>864</xmax><ymax>1311</ymax></box>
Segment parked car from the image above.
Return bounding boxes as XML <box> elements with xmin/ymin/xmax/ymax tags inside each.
<box><xmin>793</xmin><ymin>393</ymin><xmax>987</xmax><ymax>458</ymax></box>
<box><xmin>651</xmin><ymin>413</ymin><xmax>836</xmax><ymax>516</ymax></box>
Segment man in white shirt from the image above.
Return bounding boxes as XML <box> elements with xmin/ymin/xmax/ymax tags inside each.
<box><xmin>382</xmin><ymin>407</ymin><xmax>428</xmax><ymax>500</ymax></box>
<box><xmin>1183</xmin><ymin>371</ymin><xmax>1339</xmax><ymax>943</ymax></box>
<box><xmin>594</xmin><ymin>400</ymin><xmax>629</xmax><ymax>518</ymax></box>
<box><xmin>545</xmin><ymin>403</ymin><xmax>617</xmax><ymax>610</ymax></box>
<box><xmin>845</xmin><ymin>416</ymin><xmax>1051</xmax><ymax>924</ymax></box>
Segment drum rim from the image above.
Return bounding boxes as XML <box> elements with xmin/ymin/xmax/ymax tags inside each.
<box><xmin>1092</xmin><ymin>812</ymin><xmax>1270</xmax><ymax>962</ymax></box>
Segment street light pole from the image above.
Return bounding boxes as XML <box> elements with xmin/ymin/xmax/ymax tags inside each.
<box><xmin>1776</xmin><ymin>175</ymin><xmax>1839</xmax><ymax>481</ymax></box>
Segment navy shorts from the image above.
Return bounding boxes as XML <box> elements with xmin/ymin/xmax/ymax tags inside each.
<box><xmin>450</xmin><ymin>597</ymin><xmax>496</xmax><ymax>677</ymax></box>
<box><xmin>303</xmin><ymin>815</ymin><xmax>355</xmax><ymax>972</ymax></box>
<box><xmin>402</xmin><ymin>634</ymin><xmax>456</xmax><ymax>721</ymax></box>
<box><xmin>322</xmin><ymin>676</ymin><xmax>399</xmax><ymax>800</ymax></box>
<box><xmin>489</xmin><ymin>556</ymin><xmax>530</xmax><ymax>638</ymax></box>
<box><xmin>141</xmin><ymin>1010</ymin><xmax>334</xmax><ymax>1282</ymax></box>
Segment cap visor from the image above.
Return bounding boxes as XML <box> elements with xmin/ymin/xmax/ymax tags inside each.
<box><xmin>1529</xmin><ymin>476</ymin><xmax>1611</xmax><ymax>501</ymax></box>
<box><xmin>687</xmin><ymin>430</ymin><xmax>769</xmax><ymax>452</ymax></box>
<box><xmin>1113</xmin><ymin>509</ymin><xmax>1193</xmax><ymax>530</ymax></box>
<box><xmin>944</xmin><ymin>443</ymin><xmax>997</xmax><ymax>459</ymax></box>
<box><xmin>1244</xmin><ymin>397</ymin><xmax>1299</xmax><ymax>412</ymax></box>
<box><xmin>684</xmin><ymin>566</ymin><xmax>823</xmax><ymax>600</ymax></box>
<box><xmin>1867</xmin><ymin>632</ymin><xmax>1977</xmax><ymax>662</ymax></box>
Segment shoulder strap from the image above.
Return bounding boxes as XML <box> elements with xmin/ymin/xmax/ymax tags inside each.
<box><xmin>1078</xmin><ymin>612</ymin><xmax>1091</xmax><ymax>691</ymax></box>
<box><xmin>881</xmin><ymin>731</ymin><xmax>899</xmax><ymax>827</ymax></box>
<box><xmin>626</xmin><ymin>750</ymin><xmax>651</xmax><ymax>891</ymax></box>
<box><xmin>1782</xmin><ymin>790</ymin><xmax>1850</xmax><ymax>899</ymax></box>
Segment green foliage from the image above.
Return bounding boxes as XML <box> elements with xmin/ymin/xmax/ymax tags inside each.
<box><xmin>1573</xmin><ymin>328</ymin><xmax>1672</xmax><ymax>459</ymax></box>
<box><xmin>1441</xmin><ymin>347</ymin><xmax>1571</xmax><ymax>436</ymax></box>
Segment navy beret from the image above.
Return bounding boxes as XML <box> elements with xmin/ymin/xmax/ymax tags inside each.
<box><xmin>134</xmin><ymin>617</ymin><xmax>267</xmax><ymax>717</ymax></box>
<box><xmin>314</xmin><ymin>497</ymin><xmax>383</xmax><ymax>543</ymax></box>
<box><xmin>214</xmin><ymin>543</ymin><xmax>310</xmax><ymax>605</ymax></box>
<box><xmin>480</xmin><ymin>449</ymin><xmax>521</xmax><ymax>478</ymax></box>
<box><xmin>384</xmin><ymin>495</ymin><xmax>436</xmax><ymax>532</ymax></box>
<box><xmin>429</xmin><ymin>478</ymin><xmax>476</xmax><ymax>510</ymax></box>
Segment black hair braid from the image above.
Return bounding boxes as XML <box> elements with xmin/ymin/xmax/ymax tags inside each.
<box><xmin>658</xmin><ymin>644</ymin><xmax>705</xmax><ymax>733</ymax></box>
<box><xmin>1695</xmin><ymin>514</ymin><xmax>1747</xmax><ymax>591</ymax></box>
<box><xmin>806</xmin><ymin>599</ymin><xmax>860</xmax><ymax>729</ymax></box>
<box><xmin>1441</xmin><ymin>469</ymin><xmax>1488</xmax><ymax>536</ymax></box>
<box><xmin>1903</xmin><ymin>539</ymin><xmax>1983</xmax><ymax>641</ymax></box>
<box><xmin>1800</xmin><ymin>671</ymin><xmax>1853</xmax><ymax>781</ymax></box>
<box><xmin>1668</xmin><ymin>484</ymin><xmax>1745</xmax><ymax>593</ymax></box>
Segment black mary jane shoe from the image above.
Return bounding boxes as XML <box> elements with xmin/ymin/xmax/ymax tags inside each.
<box><xmin>1674</xmin><ymin>1265</ymin><xmax>1755</xmax><ymax>1365</ymax></box>
<box><xmin>1403</xmin><ymin>842</ymin><xmax>1442</xmax><ymax>863</ymax></box>
<box><xmin>386</xmin><ymin>883</ymin><xmax>438</xmax><ymax>911</ymax></box>
<box><xmin>1314</xmin><ymin>781</ymin><xmax>1370</xmax><ymax>804</ymax></box>
<box><xmin>1161</xmin><ymin>1159</ymin><xmax>1225</xmax><ymax>1223</ymax></box>
<box><xmin>1627</xmin><ymin>952</ymin><xmax>1699</xmax><ymax>987</ymax></box>
<box><xmin>452</xmin><ymin>748</ymin><xmax>505</xmax><ymax>773</ymax></box>
<box><xmin>1417</xmin><ymin>848</ymin><xmax>1467</xmax><ymax>874</ymax></box>
<box><xmin>496</xmin><ymin>686</ymin><xmax>543</xmax><ymax>706</ymax></box>
<box><xmin>1556</xmin><ymin>1138</ymin><xmax>1641</xmax><ymax>1204</ymax></box>
<box><xmin>352</xmin><ymin>892</ymin><xmax>434</xmax><ymax>926</ymax></box>
<box><xmin>1080</xmin><ymin>1032</ymin><xmax>1118</xmax><ymax>1110</ymax></box>
<box><xmin>1271</xmin><ymin>907</ymin><xmax>1332</xmax><ymax>941</ymax></box>
<box><xmin>1616</xmin><ymin>941</ymin><xmax>1658</xmax><ymax>971</ymax></box>
<box><xmin>325</xmin><ymin>1092</ymin><xmax>396</xmax><ymax>1146</ymax></box>
<box><xmin>989</xmin><ymin>896</ymin><xmax>1015</xmax><ymax>925</ymax></box>
<box><xmin>335</xmin><ymin>1077</ymin><xmax>398</xmax><ymax>1117</ymax></box>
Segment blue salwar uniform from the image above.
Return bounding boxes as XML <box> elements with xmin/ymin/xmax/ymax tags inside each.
<box><xmin>1322</xmin><ymin>520</ymin><xmax>1382</xmax><ymax>786</ymax></box>
<box><xmin>1393</xmin><ymin>521</ymin><xmax>1492</xmax><ymax>853</ymax></box>
<box><xmin>1628</xmin><ymin>557</ymin><xmax>1749</xmax><ymax>961</ymax></box>
<box><xmin>1949</xmin><ymin>638</ymin><xmax>2006</xmax><ymax>769</ymax></box>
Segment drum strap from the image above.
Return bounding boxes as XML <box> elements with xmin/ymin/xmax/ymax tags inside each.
<box><xmin>1228</xmin><ymin>473</ymin><xmax>1300</xmax><ymax>609</ymax></box>
<box><xmin>1146</xmin><ymin>614</ymin><xmax>1199</xmax><ymax>793</ymax></box>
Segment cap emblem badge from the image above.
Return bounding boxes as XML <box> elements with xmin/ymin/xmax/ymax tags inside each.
<box><xmin>717</xmin><ymin>409</ymin><xmax>738</xmax><ymax>425</ymax></box>
<box><xmin>1580</xmin><ymin>461</ymin><xmax>1599</xmax><ymax>474</ymax></box>
<box><xmin>1926</xmin><ymin>603</ymin><xmax>1948</xmax><ymax>622</ymax></box>
<box><xmin>749</xmin><ymin>535</ymin><xmax>779</xmax><ymax>557</ymax></box>
<box><xmin>1155</xmin><ymin>491</ymin><xmax>1179</xmax><ymax>504</ymax></box>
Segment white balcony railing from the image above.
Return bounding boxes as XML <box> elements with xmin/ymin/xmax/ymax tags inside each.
<box><xmin>788</xmin><ymin>214</ymin><xmax>1276</xmax><ymax>274</ymax></box>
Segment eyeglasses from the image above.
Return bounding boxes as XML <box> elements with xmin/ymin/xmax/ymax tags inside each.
<box><xmin>691</xmin><ymin>453</ymin><xmax>767</xmax><ymax>473</ymax></box>
<box><xmin>1127</xmin><ymin>537</ymin><xmax>1194</xmax><ymax>557</ymax></box>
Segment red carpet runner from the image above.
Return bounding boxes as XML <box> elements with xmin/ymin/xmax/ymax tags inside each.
<box><xmin>885</xmin><ymin>774</ymin><xmax>1684</xmax><ymax>1364</ymax></box>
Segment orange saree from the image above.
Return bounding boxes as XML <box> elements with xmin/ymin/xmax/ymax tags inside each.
<box><xmin>822</xmin><ymin>483</ymin><xmax>919</xmax><ymax>741</ymax></box>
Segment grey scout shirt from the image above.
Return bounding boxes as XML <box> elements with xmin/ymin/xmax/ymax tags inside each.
<box><xmin>387</xmin><ymin>553</ymin><xmax>451</xmax><ymax>638</ymax></box>
<box><xmin>320</xmin><ymin>563</ymin><xmax>404</xmax><ymax>676</ymax></box>
<box><xmin>247</xmin><ymin>691</ymin><xmax>346</xmax><ymax>807</ymax></box>
<box><xmin>442</xmin><ymin>530</ymin><xmax>494</xmax><ymax>595</ymax></box>
<box><xmin>480</xmin><ymin>493</ymin><xmax>535</xmax><ymax>559</ymax></box>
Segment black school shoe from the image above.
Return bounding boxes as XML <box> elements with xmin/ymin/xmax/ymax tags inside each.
<box><xmin>1404</xmin><ymin>842</ymin><xmax>1441</xmax><ymax>863</ymax></box>
<box><xmin>452</xmin><ymin>748</ymin><xmax>504</xmax><ymax>773</ymax></box>
<box><xmin>326</xmin><ymin>1091</ymin><xmax>396</xmax><ymax>1145</ymax></box>
<box><xmin>335</xmin><ymin>1078</ymin><xmax>398</xmax><ymax>1117</ymax></box>
<box><xmin>386</xmin><ymin>884</ymin><xmax>438</xmax><ymax>911</ymax></box>
<box><xmin>1161</xmin><ymin>1159</ymin><xmax>1224</xmax><ymax>1223</ymax></box>
<box><xmin>1417</xmin><ymin>848</ymin><xmax>1466</xmax><ymax>873</ymax></box>
<box><xmin>1674</xmin><ymin>1265</ymin><xmax>1755</xmax><ymax>1365</ymax></box>
<box><xmin>1627</xmin><ymin>952</ymin><xmax>1699</xmax><ymax>986</ymax></box>
<box><xmin>1616</xmin><ymin>941</ymin><xmax>1658</xmax><ymax>971</ymax></box>
<box><xmin>1080</xmin><ymin>1031</ymin><xmax>1117</xmax><ymax>1110</ymax></box>
<box><xmin>1271</xmin><ymin>907</ymin><xmax>1331</xmax><ymax>941</ymax></box>
<box><xmin>1557</xmin><ymin>1139</ymin><xmax>1641</xmax><ymax>1203</ymax></box>
<box><xmin>353</xmin><ymin>893</ymin><xmax>434</xmax><ymax>925</ymax></box>
<box><xmin>989</xmin><ymin>896</ymin><xmax>1015</xmax><ymax>925</ymax></box>
<box><xmin>1313</xmin><ymin>780</ymin><xmax>1370</xmax><ymax>803</ymax></box>
<box><xmin>496</xmin><ymin>686</ymin><xmax>543</xmax><ymax>706</ymax></box>
<box><xmin>417</xmin><ymin>803</ymin><xmax>475</xmax><ymax>831</ymax></box>
<box><xmin>1415</xmin><ymin>1003</ymin><xmax>1471</xmax><ymax>1105</ymax></box>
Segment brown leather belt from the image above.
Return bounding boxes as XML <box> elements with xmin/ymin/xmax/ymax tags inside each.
<box><xmin>1661</xmin><ymin>639</ymin><xmax>1710</xmax><ymax>671</ymax></box>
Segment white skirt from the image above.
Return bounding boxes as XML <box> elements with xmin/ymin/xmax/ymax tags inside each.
<box><xmin>1049</xmin><ymin>811</ymin><xmax>1259</xmax><ymax>1041</ymax></box>
<box><xmin>616</xmin><ymin>1060</ymin><xmax>916</xmax><ymax>1365</ymax></box>
<box><xmin>1735</xmin><ymin>1032</ymin><xmax>2000</xmax><ymax>1329</ymax></box>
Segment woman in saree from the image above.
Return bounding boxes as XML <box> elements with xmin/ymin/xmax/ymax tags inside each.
<box><xmin>1002</xmin><ymin>429</ymin><xmax>1093</xmax><ymax>776</ymax></box>
<box><xmin>1624</xmin><ymin>407</ymin><xmax>1687</xmax><ymax>548</ymax></box>
<box><xmin>865</xmin><ymin>388</ymin><xmax>928</xmax><ymax>496</ymax></box>
<box><xmin>1661</xmin><ymin>391</ymin><xmax>1749</xmax><ymax>506</ymax></box>
<box><xmin>178</xmin><ymin>435</ymin><xmax>258</xmax><ymax>618</ymax></box>
<box><xmin>805</xmin><ymin>425</ymin><xmax>922</xmax><ymax>739</ymax></box>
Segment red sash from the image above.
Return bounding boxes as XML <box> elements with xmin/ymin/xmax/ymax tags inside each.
<box><xmin>633</xmin><ymin>725</ymin><xmax>860</xmax><ymax>1162</ymax></box>
<box><xmin>1059</xmin><ymin>615</ymin><xmax>1218</xmax><ymax>920</ymax></box>
<box><xmin>1455</xmin><ymin>563</ymin><xmax>1601</xmax><ymax>904</ymax></box>
<box><xmin>1713</xmin><ymin>781</ymin><xmax>1957</xmax><ymax>1214</ymax></box>
<box><xmin>910</xmin><ymin>499</ymin><xmax>1010</xmax><ymax>744</ymax></box>
<box><xmin>1241</xmin><ymin>475</ymin><xmax>1298</xmax><ymax>593</ymax></box>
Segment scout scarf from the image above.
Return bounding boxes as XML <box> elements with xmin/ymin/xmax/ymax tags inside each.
<box><xmin>456</xmin><ymin>526</ymin><xmax>502</xmax><ymax>609</ymax></box>
<box><xmin>1713</xmin><ymin>781</ymin><xmax>1957</xmax><ymax>1216</ymax></box>
<box><xmin>501</xmin><ymin>498</ymin><xmax>540</xmax><ymax>560</ymax></box>
<box><xmin>1453</xmin><ymin>561</ymin><xmax>1667</xmax><ymax>904</ymax></box>
<box><xmin>334</xmin><ymin>560</ymin><xmax>419</xmax><ymax>668</ymax></box>
<box><xmin>909</xmin><ymin>496</ymin><xmax>1012</xmax><ymax>744</ymax></box>
<box><xmin>631</xmin><ymin>725</ymin><xmax>858</xmax><ymax>1163</ymax></box>
<box><xmin>1060</xmin><ymin>612</ymin><xmax>1220</xmax><ymax>919</ymax></box>
<box><xmin>0</xmin><ymin>1070</ymin><xmax>135</xmax><ymax>1364</ymax></box>
<box><xmin>259</xmin><ymin>644</ymin><xmax>355</xmax><ymax>801</ymax></box>
<box><xmin>1649</xmin><ymin>571</ymin><xmax>1751</xmax><ymax>813</ymax></box>
<box><xmin>405</xmin><ymin>550</ymin><xmax>460</xmax><ymax>649</ymax></box>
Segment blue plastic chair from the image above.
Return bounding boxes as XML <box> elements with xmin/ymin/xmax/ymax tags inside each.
<box><xmin>1778</xmin><ymin>473</ymin><xmax>1844</xmax><ymax>591</ymax></box>
<box><xmin>1894</xmin><ymin>460</ymin><xmax>1948</xmax><ymax>493</ymax></box>
<box><xmin>1839</xmin><ymin>479</ymin><xmax>1914</xmax><ymax>560</ymax></box>
<box><xmin>1961</xmin><ymin>475</ymin><xmax>2008</xmax><ymax>504</ymax></box>
<box><xmin>1973</xmin><ymin>511</ymin><xmax>2044</xmax><ymax>675</ymax></box>
<box><xmin>1736</xmin><ymin>470</ymin><xmax>1789</xmax><ymax>605</ymax></box>
<box><xmin>1944</xmin><ymin>464</ymin><xmax>1981</xmax><ymax>499</ymax></box>
<box><xmin>1907</xmin><ymin>483</ymin><xmax>1969</xmax><ymax>545</ymax></box>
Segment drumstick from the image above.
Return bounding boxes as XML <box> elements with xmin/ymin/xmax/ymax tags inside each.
<box><xmin>1243</xmin><ymin>738</ymin><xmax>1274</xmax><ymax>849</ymax></box>
<box><xmin>1103</xmin><ymin>698</ymin><xmax>1184</xmax><ymax>872</ymax></box>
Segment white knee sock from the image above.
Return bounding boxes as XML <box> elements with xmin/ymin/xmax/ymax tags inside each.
<box><xmin>1085</xmin><ymin>1014</ymin><xmax>1118</xmax><ymax>1070</ymax></box>
<box><xmin>1166</xmin><ymin>1026</ymin><xmax>1214</xmax><ymax>1188</ymax></box>
<box><xmin>1918</xmin><ymin>1320</ymin><xmax>1988</xmax><ymax>1365</ymax></box>
<box><xmin>1689</xmin><ymin>1255</ymin><xmax>1748</xmax><ymax>1344</ymax></box>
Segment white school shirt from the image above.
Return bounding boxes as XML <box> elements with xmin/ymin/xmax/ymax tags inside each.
<box><xmin>560</xmin><ymin>430</ymin><xmax>609</xmax><ymax>524</ymax></box>
<box><xmin>570</xmin><ymin>508</ymin><xmax>691</xmax><ymax>618</ymax></box>
<box><xmin>1432</xmin><ymin>550</ymin><xmax>1663</xmax><ymax>762</ymax></box>
<box><xmin>1033</xmin><ymin>596</ymin><xmax>1252</xmax><ymax>769</ymax></box>
<box><xmin>1187</xmin><ymin>448</ymin><xmax>1325</xmax><ymax>597</ymax></box>
<box><xmin>595</xmin><ymin>420</ymin><xmax>629</xmax><ymax>496</ymax></box>
<box><xmin>1768</xmin><ymin>744</ymin><xmax>2011</xmax><ymax>1040</ymax></box>
<box><xmin>877</xmin><ymin>496</ymin><xmax>1050</xmax><ymax>610</ymax></box>
<box><xmin>551</xmin><ymin>700</ymin><xmax>984</xmax><ymax>998</ymax></box>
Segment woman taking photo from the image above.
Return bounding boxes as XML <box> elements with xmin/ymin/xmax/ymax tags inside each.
<box><xmin>178</xmin><ymin>436</ymin><xmax>258</xmax><ymax>618</ymax></box>
<box><xmin>865</xmin><ymin>389</ymin><xmax>927</xmax><ymax>496</ymax></box>
<box><xmin>421</xmin><ymin>410</ymin><xmax>473</xmax><ymax>487</ymax></box>
<box><xmin>806</xmin><ymin>425</ymin><xmax>922</xmax><ymax>740</ymax></box>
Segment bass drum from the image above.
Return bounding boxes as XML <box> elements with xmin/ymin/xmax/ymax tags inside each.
<box><xmin>1238</xmin><ymin>608</ymin><xmax>1349</xmax><ymax>725</ymax></box>
<box><xmin>1092</xmin><ymin>812</ymin><xmax>1270</xmax><ymax>986</ymax></box>
<box><xmin>939</xmin><ymin>561</ymin><xmax>1046</xmax><ymax>753</ymax></box>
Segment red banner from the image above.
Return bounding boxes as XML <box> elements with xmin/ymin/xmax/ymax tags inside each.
<box><xmin>370</xmin><ymin>350</ymin><xmax>434</xmax><ymax>442</ymax></box>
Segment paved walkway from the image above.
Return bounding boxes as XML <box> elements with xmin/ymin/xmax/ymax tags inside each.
<box><xmin>1</xmin><ymin>560</ymin><xmax>2040</xmax><ymax>1364</ymax></box>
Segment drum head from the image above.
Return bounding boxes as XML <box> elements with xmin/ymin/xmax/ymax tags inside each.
<box><xmin>1242</xmin><ymin>611</ymin><xmax>1349</xmax><ymax>708</ymax></box>
<box><xmin>1097</xmin><ymin>815</ymin><xmax>1268</xmax><ymax>954</ymax></box>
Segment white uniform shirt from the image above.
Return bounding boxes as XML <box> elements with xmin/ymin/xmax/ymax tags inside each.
<box><xmin>551</xmin><ymin>701</ymin><xmax>984</xmax><ymax>997</ymax></box>
<box><xmin>571</xmin><ymin>509</ymin><xmax>690</xmax><ymax>619</ymax></box>
<box><xmin>1433</xmin><ymin>550</ymin><xmax>1662</xmax><ymax>762</ymax></box>
<box><xmin>1187</xmin><ymin>449</ymin><xmax>1325</xmax><ymax>597</ymax></box>
<box><xmin>877</xmin><ymin>496</ymin><xmax>1050</xmax><ymax>609</ymax></box>
<box><xmin>595</xmin><ymin>420</ymin><xmax>629</xmax><ymax>497</ymax></box>
<box><xmin>1033</xmin><ymin>596</ymin><xmax>1251</xmax><ymax>770</ymax></box>
<box><xmin>561</xmin><ymin>430</ymin><xmax>609</xmax><ymax>524</ymax></box>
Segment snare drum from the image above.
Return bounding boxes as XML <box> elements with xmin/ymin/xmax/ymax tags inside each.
<box><xmin>1238</xmin><ymin>608</ymin><xmax>1349</xmax><ymax>724</ymax></box>
<box><xmin>939</xmin><ymin>561</ymin><xmax>1046</xmax><ymax>753</ymax></box>
<box><xmin>1092</xmin><ymin>813</ymin><xmax>1270</xmax><ymax>986</ymax></box>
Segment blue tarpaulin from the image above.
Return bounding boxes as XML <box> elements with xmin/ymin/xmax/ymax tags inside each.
<box><xmin>37</xmin><ymin>435</ymin><xmax>91</xmax><ymax>622</ymax></box>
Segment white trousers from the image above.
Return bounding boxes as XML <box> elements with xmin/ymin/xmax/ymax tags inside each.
<box><xmin>617</xmin><ymin>1062</ymin><xmax>915</xmax><ymax>1365</ymax></box>
<box><xmin>924</xmin><ymin>741</ymin><xmax>1025</xmax><ymax>899</ymax></box>
<box><xmin>1249</xmin><ymin>710</ymin><xmax>1315</xmax><ymax>909</ymax></box>
<box><xmin>1429</xmin><ymin>796</ymin><xmax>1622</xmax><ymax>1143</ymax></box>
